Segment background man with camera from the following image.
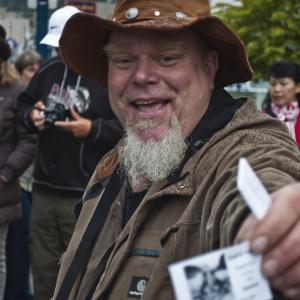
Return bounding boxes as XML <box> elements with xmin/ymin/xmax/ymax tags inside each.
<box><xmin>17</xmin><ymin>6</ymin><xmax>122</xmax><ymax>300</ymax></box>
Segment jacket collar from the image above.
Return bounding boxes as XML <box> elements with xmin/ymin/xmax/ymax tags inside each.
<box><xmin>167</xmin><ymin>87</ymin><xmax>245</xmax><ymax>183</ymax></box>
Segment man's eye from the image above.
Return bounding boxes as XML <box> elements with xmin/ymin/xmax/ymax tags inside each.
<box><xmin>158</xmin><ymin>55</ymin><xmax>179</xmax><ymax>65</ymax></box>
<box><xmin>112</xmin><ymin>57</ymin><xmax>134</xmax><ymax>68</ymax></box>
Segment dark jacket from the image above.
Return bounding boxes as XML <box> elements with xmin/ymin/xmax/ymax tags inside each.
<box><xmin>53</xmin><ymin>94</ymin><xmax>300</xmax><ymax>299</ymax></box>
<box><xmin>18</xmin><ymin>56</ymin><xmax>122</xmax><ymax>193</ymax></box>
<box><xmin>0</xmin><ymin>81</ymin><xmax>36</xmax><ymax>223</ymax></box>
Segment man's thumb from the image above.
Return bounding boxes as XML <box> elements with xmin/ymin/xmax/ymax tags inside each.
<box><xmin>70</xmin><ymin>108</ymin><xmax>81</xmax><ymax>120</ymax></box>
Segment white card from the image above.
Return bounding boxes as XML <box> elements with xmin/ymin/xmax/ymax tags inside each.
<box><xmin>237</xmin><ymin>157</ymin><xmax>271</xmax><ymax>219</ymax></box>
<box><xmin>169</xmin><ymin>242</ymin><xmax>272</xmax><ymax>300</ymax></box>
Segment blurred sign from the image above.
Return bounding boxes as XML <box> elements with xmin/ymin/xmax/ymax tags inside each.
<box><xmin>27</xmin><ymin>0</ymin><xmax>58</xmax><ymax>9</ymax></box>
<box><xmin>6</xmin><ymin>37</ymin><xmax>18</xmax><ymax>51</ymax></box>
<box><xmin>65</xmin><ymin>0</ymin><xmax>96</xmax><ymax>14</ymax></box>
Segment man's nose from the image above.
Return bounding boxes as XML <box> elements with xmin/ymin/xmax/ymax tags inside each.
<box><xmin>132</xmin><ymin>57</ymin><xmax>159</xmax><ymax>85</ymax></box>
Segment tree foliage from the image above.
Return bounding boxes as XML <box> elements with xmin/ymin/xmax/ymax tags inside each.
<box><xmin>214</xmin><ymin>0</ymin><xmax>300</xmax><ymax>81</ymax></box>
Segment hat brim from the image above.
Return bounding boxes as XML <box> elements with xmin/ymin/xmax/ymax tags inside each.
<box><xmin>59</xmin><ymin>13</ymin><xmax>253</xmax><ymax>87</ymax></box>
<box><xmin>40</xmin><ymin>33</ymin><xmax>60</xmax><ymax>47</ymax></box>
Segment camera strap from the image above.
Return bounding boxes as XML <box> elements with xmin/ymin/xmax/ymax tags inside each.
<box><xmin>58</xmin><ymin>66</ymin><xmax>68</xmax><ymax>101</ymax></box>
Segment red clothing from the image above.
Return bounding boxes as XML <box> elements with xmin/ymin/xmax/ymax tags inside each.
<box><xmin>295</xmin><ymin>113</ymin><xmax>300</xmax><ymax>147</ymax></box>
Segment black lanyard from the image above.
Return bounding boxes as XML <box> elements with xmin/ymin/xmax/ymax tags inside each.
<box><xmin>56</xmin><ymin>168</ymin><xmax>122</xmax><ymax>300</ymax></box>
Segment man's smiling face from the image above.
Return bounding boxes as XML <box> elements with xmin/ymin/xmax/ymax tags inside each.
<box><xmin>105</xmin><ymin>29</ymin><xmax>218</xmax><ymax>141</ymax></box>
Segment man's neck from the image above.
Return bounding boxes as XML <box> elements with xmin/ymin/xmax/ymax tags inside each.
<box><xmin>131</xmin><ymin>176</ymin><xmax>151</xmax><ymax>193</ymax></box>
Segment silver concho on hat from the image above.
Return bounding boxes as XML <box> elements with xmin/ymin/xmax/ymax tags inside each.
<box><xmin>125</xmin><ymin>7</ymin><xmax>139</xmax><ymax>20</ymax></box>
<box><xmin>175</xmin><ymin>12</ymin><xmax>187</xmax><ymax>18</ymax></box>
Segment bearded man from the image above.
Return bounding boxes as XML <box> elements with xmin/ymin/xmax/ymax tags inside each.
<box><xmin>52</xmin><ymin>0</ymin><xmax>300</xmax><ymax>299</ymax></box>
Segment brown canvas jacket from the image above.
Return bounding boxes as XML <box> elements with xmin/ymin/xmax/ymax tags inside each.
<box><xmin>53</xmin><ymin>99</ymin><xmax>300</xmax><ymax>300</ymax></box>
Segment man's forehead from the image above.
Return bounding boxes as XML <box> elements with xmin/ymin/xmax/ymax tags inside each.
<box><xmin>106</xmin><ymin>29</ymin><xmax>194</xmax><ymax>51</ymax></box>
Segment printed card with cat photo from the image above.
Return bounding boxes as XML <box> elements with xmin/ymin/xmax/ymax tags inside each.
<box><xmin>169</xmin><ymin>241</ymin><xmax>272</xmax><ymax>300</ymax></box>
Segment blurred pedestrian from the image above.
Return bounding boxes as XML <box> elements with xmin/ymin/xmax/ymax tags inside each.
<box><xmin>15</xmin><ymin>50</ymin><xmax>42</xmax><ymax>84</ymax></box>
<box><xmin>0</xmin><ymin>26</ymin><xmax>36</xmax><ymax>300</ymax></box>
<box><xmin>262</xmin><ymin>60</ymin><xmax>300</xmax><ymax>147</ymax></box>
<box><xmin>17</xmin><ymin>6</ymin><xmax>122</xmax><ymax>300</ymax></box>
<box><xmin>4</xmin><ymin>49</ymin><xmax>42</xmax><ymax>300</ymax></box>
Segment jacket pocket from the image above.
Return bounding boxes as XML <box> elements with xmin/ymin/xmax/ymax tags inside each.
<box><xmin>104</xmin><ymin>231</ymin><xmax>175</xmax><ymax>300</ymax></box>
<box><xmin>0</xmin><ymin>180</ymin><xmax>20</xmax><ymax>207</ymax></box>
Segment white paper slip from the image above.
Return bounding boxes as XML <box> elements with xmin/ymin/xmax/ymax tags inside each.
<box><xmin>169</xmin><ymin>242</ymin><xmax>272</xmax><ymax>300</ymax></box>
<box><xmin>237</xmin><ymin>157</ymin><xmax>272</xmax><ymax>219</ymax></box>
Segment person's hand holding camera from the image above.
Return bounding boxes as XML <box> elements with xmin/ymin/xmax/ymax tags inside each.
<box><xmin>30</xmin><ymin>100</ymin><xmax>46</xmax><ymax>130</ymax></box>
<box><xmin>54</xmin><ymin>109</ymin><xmax>92</xmax><ymax>138</ymax></box>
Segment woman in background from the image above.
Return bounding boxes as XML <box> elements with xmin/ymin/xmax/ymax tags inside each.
<box><xmin>4</xmin><ymin>49</ymin><xmax>41</xmax><ymax>300</ymax></box>
<box><xmin>0</xmin><ymin>26</ymin><xmax>36</xmax><ymax>300</ymax></box>
<box><xmin>262</xmin><ymin>60</ymin><xmax>300</xmax><ymax>147</ymax></box>
<box><xmin>15</xmin><ymin>50</ymin><xmax>42</xmax><ymax>84</ymax></box>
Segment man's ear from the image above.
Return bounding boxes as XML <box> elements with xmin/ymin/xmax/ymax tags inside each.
<box><xmin>205</xmin><ymin>50</ymin><xmax>219</xmax><ymax>90</ymax></box>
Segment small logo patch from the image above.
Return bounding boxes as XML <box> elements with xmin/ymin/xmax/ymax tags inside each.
<box><xmin>128</xmin><ymin>276</ymin><xmax>148</xmax><ymax>298</ymax></box>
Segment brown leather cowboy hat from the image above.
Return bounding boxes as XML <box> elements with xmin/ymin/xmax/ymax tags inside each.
<box><xmin>59</xmin><ymin>0</ymin><xmax>253</xmax><ymax>87</ymax></box>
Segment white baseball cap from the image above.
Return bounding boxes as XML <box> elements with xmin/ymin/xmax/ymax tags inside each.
<box><xmin>40</xmin><ymin>5</ymin><xmax>81</xmax><ymax>48</ymax></box>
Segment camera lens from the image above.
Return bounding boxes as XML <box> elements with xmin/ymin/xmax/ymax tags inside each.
<box><xmin>44</xmin><ymin>103</ymin><xmax>67</xmax><ymax>127</ymax></box>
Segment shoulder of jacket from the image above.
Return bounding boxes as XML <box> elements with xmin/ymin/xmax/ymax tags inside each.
<box><xmin>80</xmin><ymin>147</ymin><xmax>119</xmax><ymax>206</ymax></box>
<box><xmin>95</xmin><ymin>146</ymin><xmax>120</xmax><ymax>180</ymax></box>
<box><xmin>1</xmin><ymin>80</ymin><xmax>25</xmax><ymax>99</ymax></box>
<box><xmin>37</xmin><ymin>56</ymin><xmax>63</xmax><ymax>74</ymax></box>
<box><xmin>14</xmin><ymin>80</ymin><xmax>26</xmax><ymax>93</ymax></box>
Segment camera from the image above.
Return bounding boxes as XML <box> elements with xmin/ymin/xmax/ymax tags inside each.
<box><xmin>44</xmin><ymin>102</ymin><xmax>69</xmax><ymax>128</ymax></box>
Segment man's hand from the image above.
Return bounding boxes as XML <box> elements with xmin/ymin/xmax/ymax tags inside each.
<box><xmin>54</xmin><ymin>109</ymin><xmax>92</xmax><ymax>138</ymax></box>
<box><xmin>30</xmin><ymin>101</ymin><xmax>45</xmax><ymax>130</ymax></box>
<box><xmin>236</xmin><ymin>183</ymin><xmax>300</xmax><ymax>298</ymax></box>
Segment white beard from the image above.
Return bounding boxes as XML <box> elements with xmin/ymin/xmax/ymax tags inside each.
<box><xmin>119</xmin><ymin>118</ymin><xmax>187</xmax><ymax>189</ymax></box>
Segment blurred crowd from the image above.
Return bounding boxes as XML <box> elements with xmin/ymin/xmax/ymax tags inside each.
<box><xmin>0</xmin><ymin>5</ymin><xmax>122</xmax><ymax>300</ymax></box>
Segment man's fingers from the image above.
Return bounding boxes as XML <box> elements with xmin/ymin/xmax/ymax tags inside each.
<box><xmin>70</xmin><ymin>108</ymin><xmax>81</xmax><ymax>120</ymax></box>
<box><xmin>234</xmin><ymin>214</ymin><xmax>257</xmax><ymax>243</ymax></box>
<box><xmin>35</xmin><ymin>119</ymin><xmax>45</xmax><ymax>127</ymax></box>
<box><xmin>261</xmin><ymin>220</ymin><xmax>300</xmax><ymax>278</ymax></box>
<box><xmin>31</xmin><ymin>111</ymin><xmax>45</xmax><ymax>129</ymax></box>
<box><xmin>34</xmin><ymin>100</ymin><xmax>45</xmax><ymax>110</ymax></box>
<box><xmin>250</xmin><ymin>184</ymin><xmax>300</xmax><ymax>254</ymax></box>
<box><xmin>55</xmin><ymin>121</ymin><xmax>75</xmax><ymax>129</ymax></box>
<box><xmin>272</xmin><ymin>260</ymin><xmax>300</xmax><ymax>290</ymax></box>
<box><xmin>54</xmin><ymin>119</ymin><xmax>90</xmax><ymax>137</ymax></box>
<box><xmin>54</xmin><ymin>121</ymin><xmax>80</xmax><ymax>136</ymax></box>
<box><xmin>31</xmin><ymin>101</ymin><xmax>46</xmax><ymax>129</ymax></box>
<box><xmin>283</xmin><ymin>287</ymin><xmax>300</xmax><ymax>299</ymax></box>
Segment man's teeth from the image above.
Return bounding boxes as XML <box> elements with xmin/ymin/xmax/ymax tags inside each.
<box><xmin>135</xmin><ymin>100</ymin><xmax>159</xmax><ymax>105</ymax></box>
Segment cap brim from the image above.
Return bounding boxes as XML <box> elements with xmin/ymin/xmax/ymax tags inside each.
<box><xmin>40</xmin><ymin>33</ymin><xmax>60</xmax><ymax>47</ymax></box>
<box><xmin>60</xmin><ymin>12</ymin><xmax>253</xmax><ymax>87</ymax></box>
